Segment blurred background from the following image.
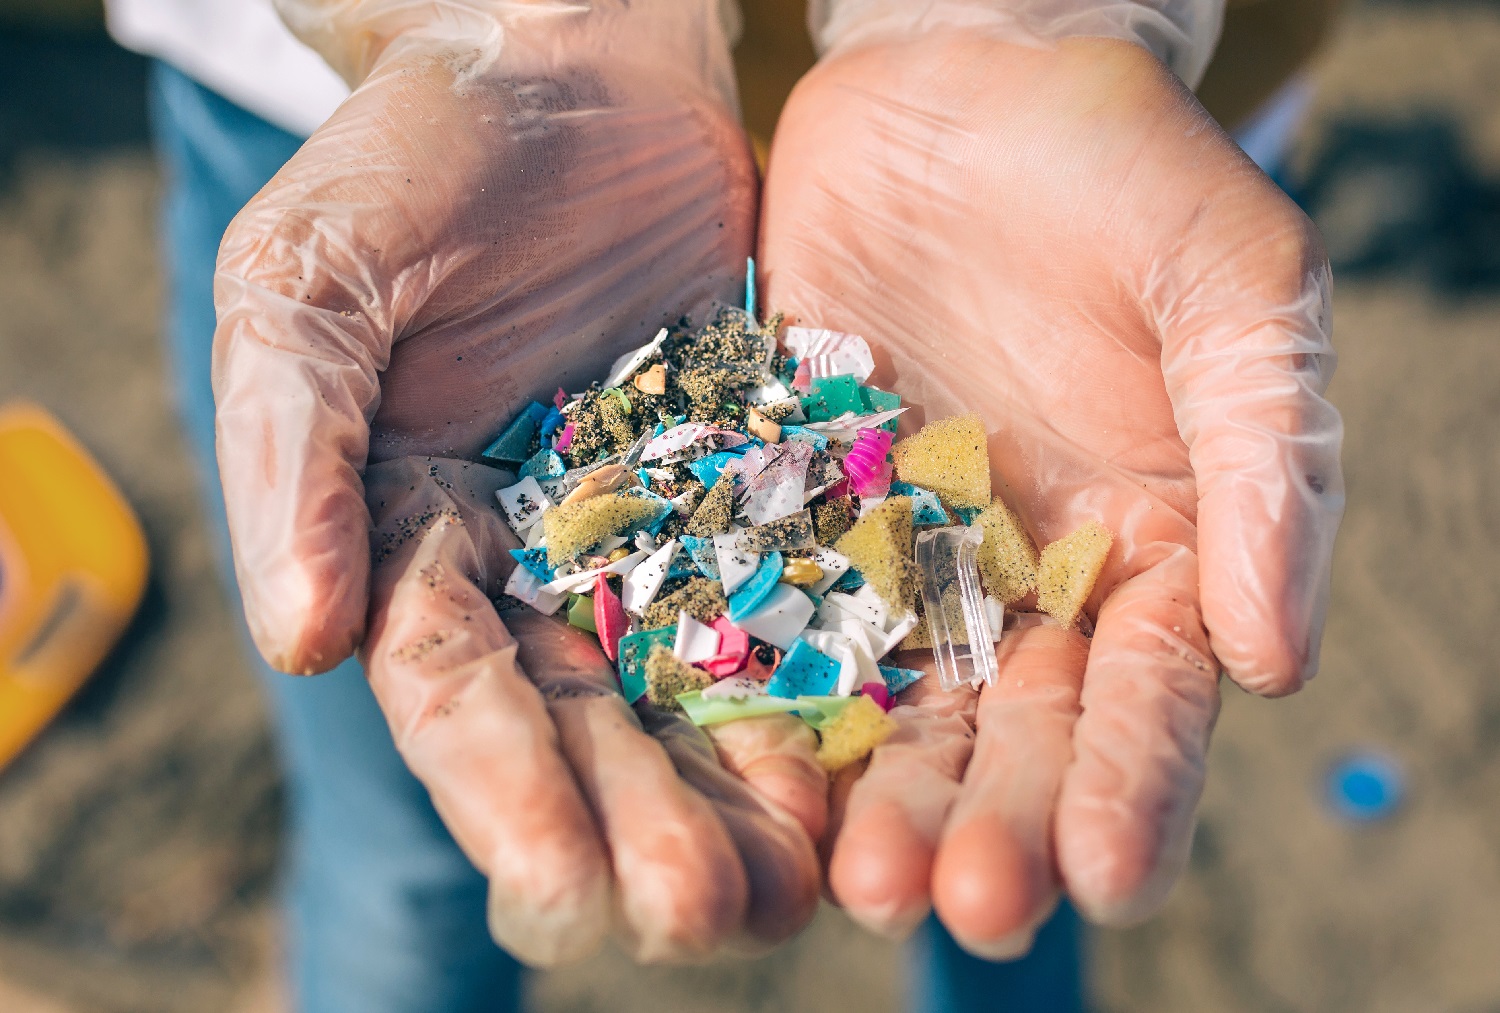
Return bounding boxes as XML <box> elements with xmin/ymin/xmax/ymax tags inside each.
<box><xmin>1</xmin><ymin>0</ymin><xmax>1497</xmax><ymax>1010</ymax></box>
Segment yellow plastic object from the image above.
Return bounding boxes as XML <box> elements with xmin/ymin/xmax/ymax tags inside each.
<box><xmin>0</xmin><ymin>403</ymin><xmax>148</xmax><ymax>771</ymax></box>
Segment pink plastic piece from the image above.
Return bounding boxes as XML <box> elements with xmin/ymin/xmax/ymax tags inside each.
<box><xmin>861</xmin><ymin>681</ymin><xmax>892</xmax><ymax>711</ymax></box>
<box><xmin>843</xmin><ymin>428</ymin><xmax>894</xmax><ymax>497</ymax></box>
<box><xmin>553</xmin><ymin>387</ymin><xmax>568</xmax><ymax>409</ymax></box>
<box><xmin>703</xmin><ymin>617</ymin><xmax>751</xmax><ymax>678</ymax></box>
<box><xmin>824</xmin><ymin>480</ymin><xmax>849</xmax><ymax>500</ymax></box>
<box><xmin>554</xmin><ymin>423</ymin><xmax>575</xmax><ymax>452</ymax></box>
<box><xmin>593</xmin><ymin>575</ymin><xmax>630</xmax><ymax>662</ymax></box>
<box><xmin>785</xmin><ymin>327</ymin><xmax>876</xmax><ymax>393</ymax></box>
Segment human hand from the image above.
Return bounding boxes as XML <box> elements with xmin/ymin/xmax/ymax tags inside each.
<box><xmin>213</xmin><ymin>0</ymin><xmax>825</xmax><ymax>965</ymax></box>
<box><xmin>761</xmin><ymin>28</ymin><xmax>1342</xmax><ymax>954</ymax></box>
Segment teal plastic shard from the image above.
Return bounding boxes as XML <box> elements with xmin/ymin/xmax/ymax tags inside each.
<box><xmin>859</xmin><ymin>388</ymin><xmax>902</xmax><ymax>433</ymax></box>
<box><xmin>800</xmin><ymin>375</ymin><xmax>863</xmax><ymax>423</ymax></box>
<box><xmin>520</xmin><ymin>448</ymin><xmax>565</xmax><ymax>479</ymax></box>
<box><xmin>482</xmin><ymin>401</ymin><xmax>548</xmax><ymax>464</ymax></box>
<box><xmin>890</xmin><ymin>481</ymin><xmax>949</xmax><ymax>527</ymax></box>
<box><xmin>617</xmin><ymin>626</ymin><xmax>676</xmax><ymax>703</ymax></box>
<box><xmin>878</xmin><ymin>664</ymin><xmax>925</xmax><ymax>695</ymax></box>
<box><xmin>745</xmin><ymin>256</ymin><xmax>757</xmax><ymax>321</ymax></box>
<box><xmin>914</xmin><ymin>525</ymin><xmax>997</xmax><ymax>692</ymax></box>
<box><xmin>765</xmin><ymin>640</ymin><xmax>839</xmax><ymax>698</ymax></box>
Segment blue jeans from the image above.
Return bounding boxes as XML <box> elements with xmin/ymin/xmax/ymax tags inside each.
<box><xmin>147</xmin><ymin>60</ymin><xmax>1084</xmax><ymax>1013</ymax></box>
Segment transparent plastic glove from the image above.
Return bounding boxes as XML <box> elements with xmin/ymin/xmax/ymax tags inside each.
<box><xmin>213</xmin><ymin>0</ymin><xmax>825</xmax><ymax>965</ymax></box>
<box><xmin>761</xmin><ymin>33</ymin><xmax>1342</xmax><ymax>952</ymax></box>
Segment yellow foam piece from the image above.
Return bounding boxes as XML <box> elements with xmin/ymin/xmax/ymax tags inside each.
<box><xmin>543</xmin><ymin>493</ymin><xmax>659</xmax><ymax>566</ymax></box>
<box><xmin>835</xmin><ymin>496</ymin><xmax>916</xmax><ymax>612</ymax></box>
<box><xmin>1037</xmin><ymin>521</ymin><xmax>1114</xmax><ymax>627</ymax></box>
<box><xmin>644</xmin><ymin>644</ymin><xmax>713</xmax><ymax>710</ymax></box>
<box><xmin>816</xmin><ymin>695</ymin><xmax>898</xmax><ymax>773</ymax></box>
<box><xmin>891</xmin><ymin>413</ymin><xmax>991</xmax><ymax>509</ymax></box>
<box><xmin>974</xmin><ymin>497</ymin><xmax>1039</xmax><ymax>604</ymax></box>
<box><xmin>0</xmin><ymin>403</ymin><xmax>149</xmax><ymax>773</ymax></box>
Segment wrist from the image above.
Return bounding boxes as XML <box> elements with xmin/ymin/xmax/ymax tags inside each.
<box><xmin>277</xmin><ymin>0</ymin><xmax>743</xmax><ymax>101</ymax></box>
<box><xmin>808</xmin><ymin>0</ymin><xmax>1224</xmax><ymax>89</ymax></box>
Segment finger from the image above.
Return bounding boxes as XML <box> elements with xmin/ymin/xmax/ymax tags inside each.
<box><xmin>511</xmin><ymin>613</ymin><xmax>749</xmax><ymax>965</ymax></box>
<box><xmin>642</xmin><ymin>710</ymin><xmax>823</xmax><ymax>952</ymax></box>
<box><xmin>932</xmin><ymin>621</ymin><xmax>1088</xmax><ymax>960</ymax></box>
<box><xmin>709</xmin><ymin>713</ymin><xmax>828</xmax><ymax>842</ymax></box>
<box><xmin>1154</xmin><ymin>182</ymin><xmax>1344</xmax><ymax>696</ymax></box>
<box><xmin>362</xmin><ymin>458</ymin><xmax>611</xmax><ymax>967</ymax></box>
<box><xmin>1053</xmin><ymin>546</ymin><xmax>1220</xmax><ymax>925</ymax></box>
<box><xmin>826</xmin><ymin>677</ymin><xmax>977</xmax><ymax>938</ymax></box>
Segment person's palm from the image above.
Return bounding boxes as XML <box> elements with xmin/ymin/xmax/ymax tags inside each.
<box><xmin>761</xmin><ymin>34</ymin><xmax>1342</xmax><ymax>953</ymax></box>
<box><xmin>214</xmin><ymin>30</ymin><xmax>824</xmax><ymax>965</ymax></box>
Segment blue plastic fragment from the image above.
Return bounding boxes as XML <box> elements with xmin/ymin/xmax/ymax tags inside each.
<box><xmin>509</xmin><ymin>547</ymin><xmax>553</xmax><ymax>582</ymax></box>
<box><xmin>727</xmin><ymin>551</ymin><xmax>784</xmax><ymax>620</ymax></box>
<box><xmin>652</xmin><ymin>422</ymin><xmax>666</xmax><ymax>438</ymax></box>
<box><xmin>891</xmin><ymin>481</ymin><xmax>949</xmax><ymax>526</ymax></box>
<box><xmin>689</xmin><ymin>451</ymin><xmax>740</xmax><ymax>491</ymax></box>
<box><xmin>620</xmin><ymin>487</ymin><xmax>676</xmax><ymax>535</ymax></box>
<box><xmin>1326</xmin><ymin>752</ymin><xmax>1404</xmax><ymax>823</ymax></box>
<box><xmin>780</xmin><ymin>426</ymin><xmax>829</xmax><ymax>451</ymax></box>
<box><xmin>680</xmin><ymin>535</ymin><xmax>721</xmax><ymax>579</ymax></box>
<box><xmin>830</xmin><ymin>568</ymin><xmax>866</xmax><ymax>593</ymax></box>
<box><xmin>766</xmin><ymin>640</ymin><xmax>840</xmax><ymax>699</ymax></box>
<box><xmin>878</xmin><ymin>664</ymin><xmax>925</xmax><ymax>695</ymax></box>
<box><xmin>953</xmin><ymin>506</ymin><xmax>983</xmax><ymax>525</ymax></box>
<box><xmin>745</xmin><ymin>256</ymin><xmax>757</xmax><ymax>321</ymax></box>
<box><xmin>481</xmin><ymin>401</ymin><xmax>548</xmax><ymax>464</ymax></box>
<box><xmin>539</xmin><ymin>405</ymin><xmax>566</xmax><ymax>439</ymax></box>
<box><xmin>520</xmin><ymin>449</ymin><xmax>565</xmax><ymax>479</ymax></box>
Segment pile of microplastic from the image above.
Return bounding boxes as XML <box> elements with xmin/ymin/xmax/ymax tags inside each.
<box><xmin>484</xmin><ymin>284</ymin><xmax>1112</xmax><ymax>772</ymax></box>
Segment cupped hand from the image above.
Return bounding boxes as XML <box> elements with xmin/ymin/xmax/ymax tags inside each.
<box><xmin>761</xmin><ymin>33</ymin><xmax>1343</xmax><ymax>953</ymax></box>
<box><xmin>213</xmin><ymin>5</ymin><xmax>824</xmax><ymax>965</ymax></box>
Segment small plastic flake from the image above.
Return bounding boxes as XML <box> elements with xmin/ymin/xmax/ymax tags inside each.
<box><xmin>496</xmin><ymin>476</ymin><xmax>553</xmax><ymax>532</ymax></box>
<box><xmin>737</xmin><ymin>510</ymin><xmax>816</xmax><ymax>553</ymax></box>
<box><xmin>679</xmin><ymin>535</ymin><xmax>721</xmax><ymax>579</ymax></box>
<box><xmin>859</xmin><ymin>388</ymin><xmax>902</xmax><ymax>432</ymax></box>
<box><xmin>509</xmin><ymin>547</ymin><xmax>553</xmax><ymax>582</ymax></box>
<box><xmin>734</xmin><ymin>583</ymin><xmax>817</xmax><ymax>650</ymax></box>
<box><xmin>521</xmin><ymin>448</ymin><xmax>566</xmax><ymax>480</ymax></box>
<box><xmin>800</xmin><ymin>375</ymin><xmax>865</xmax><ymax>423</ymax></box>
<box><xmin>890</xmin><ymin>480</ymin><xmax>949</xmax><ymax>526</ymax></box>
<box><xmin>741</xmin><ymin>440</ymin><xmax>815</xmax><ymax>525</ymax></box>
<box><xmin>702</xmin><ymin>677</ymin><xmax>764</xmax><ymax>701</ymax></box>
<box><xmin>539</xmin><ymin>406</ymin><xmax>565</xmax><ymax>438</ymax></box>
<box><xmin>878</xmin><ymin>664</ymin><xmax>925</xmax><ymax>695</ymax></box>
<box><xmin>677</xmin><ymin>689</ymin><xmax>802</xmax><ymax>727</ymax></box>
<box><xmin>915</xmin><ymin>525</ymin><xmax>998</xmax><ymax>692</ymax></box>
<box><xmin>785</xmin><ymin>328</ymin><xmax>876</xmax><ymax>393</ymax></box>
<box><xmin>674</xmin><ymin>613</ymin><xmax>722</xmax><ymax>665</ymax></box>
<box><xmin>644</xmin><ymin>644</ymin><xmax>713</xmax><ymax>710</ymax></box>
<box><xmin>621</xmin><ymin>538</ymin><xmax>678</xmax><ymax>614</ymax></box>
<box><xmin>617</xmin><ymin>627</ymin><xmax>675</xmax><ymax>702</ymax></box>
<box><xmin>688</xmin><ymin>451</ymin><xmax>740</xmax><ymax>492</ymax></box>
<box><xmin>504</xmin><ymin>565</ymin><xmax>565</xmax><ymax>616</ymax></box>
<box><xmin>728</xmin><ymin>552</ymin><xmax>785</xmax><ymax>620</ymax></box>
<box><xmin>808</xmin><ymin>548</ymin><xmax>850</xmax><ymax>595</ymax></box>
<box><xmin>766</xmin><ymin>639</ymin><xmax>841</xmax><ymax>699</ymax></box>
<box><xmin>861</xmin><ymin>682</ymin><xmax>892</xmax><ymax>711</ymax></box>
<box><xmin>804</xmin><ymin>407</ymin><xmax>908</xmax><ymax>444</ymax></box>
<box><xmin>541</xmin><ymin>549</ymin><xmax>648</xmax><ymax>595</ymax></box>
<box><xmin>779</xmin><ymin>425</ymin><xmax>829</xmax><ymax>451</ymax></box>
<box><xmin>714</xmin><ymin>533</ymin><xmax>759</xmax><ymax>595</ymax></box>
<box><xmin>603</xmin><ymin>327</ymin><xmax>668</xmax><ymax>388</ymax></box>
<box><xmin>567</xmin><ymin>593</ymin><xmax>596</xmax><ymax>633</ymax></box>
<box><xmin>702</xmin><ymin>617</ymin><xmax>750</xmax><ymax>677</ymax></box>
<box><xmin>641</xmin><ymin>422</ymin><xmax>748</xmax><ymax>462</ymax></box>
<box><xmin>593</xmin><ymin>576</ymin><xmax>630</xmax><ymax>661</ymax></box>
<box><xmin>482</xmin><ymin>401</ymin><xmax>548</xmax><ymax>464</ymax></box>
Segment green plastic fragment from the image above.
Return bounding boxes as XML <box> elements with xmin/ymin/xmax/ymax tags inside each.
<box><xmin>676</xmin><ymin>691</ymin><xmax>803</xmax><ymax>726</ymax></box>
<box><xmin>800</xmin><ymin>375</ymin><xmax>863</xmax><ymax>423</ymax></box>
<box><xmin>860</xmin><ymin>387</ymin><xmax>902</xmax><ymax>432</ymax></box>
<box><xmin>567</xmin><ymin>594</ymin><xmax>597</xmax><ymax>633</ymax></box>
<box><xmin>607</xmin><ymin>388</ymin><xmax>632</xmax><ymax>414</ymax></box>
<box><xmin>481</xmin><ymin>401</ymin><xmax>547</xmax><ymax>464</ymax></box>
<box><xmin>791</xmin><ymin>695</ymin><xmax>859</xmax><ymax>729</ymax></box>
<box><xmin>616</xmin><ymin>627</ymin><xmax>676</xmax><ymax>703</ymax></box>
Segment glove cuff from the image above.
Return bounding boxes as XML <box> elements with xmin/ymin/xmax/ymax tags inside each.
<box><xmin>807</xmin><ymin>0</ymin><xmax>1225</xmax><ymax>89</ymax></box>
<box><xmin>276</xmin><ymin>0</ymin><xmax>744</xmax><ymax>101</ymax></box>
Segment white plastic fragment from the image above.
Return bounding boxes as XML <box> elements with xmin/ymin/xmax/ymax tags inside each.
<box><xmin>641</xmin><ymin>423</ymin><xmax>748</xmax><ymax>462</ymax></box>
<box><xmin>915</xmin><ymin>526</ymin><xmax>998</xmax><ymax>692</ymax></box>
<box><xmin>829</xmin><ymin>589</ymin><xmax>887</xmax><ymax>630</ymax></box>
<box><xmin>808</xmin><ymin>548</ymin><xmax>851</xmax><ymax>595</ymax></box>
<box><xmin>871</xmin><ymin>611</ymin><xmax>919</xmax><ymax>658</ymax></box>
<box><xmin>603</xmin><ymin>327</ymin><xmax>667</xmax><ymax>388</ymax></box>
<box><xmin>504</xmin><ymin>565</ymin><xmax>566</xmax><ymax>616</ymax></box>
<box><xmin>702</xmin><ymin>677</ymin><xmax>766</xmax><ymax>701</ymax></box>
<box><xmin>733</xmin><ymin>583</ymin><xmax>817</xmax><ymax>650</ymax></box>
<box><xmin>674</xmin><ymin>613</ymin><xmax>722</xmax><ymax>665</ymax></box>
<box><xmin>495</xmin><ymin>476</ymin><xmax>552</xmax><ymax>532</ymax></box>
<box><xmin>799</xmin><ymin>628</ymin><xmax>875</xmax><ymax>697</ymax></box>
<box><xmin>859</xmin><ymin>495</ymin><xmax>889</xmax><ymax>518</ymax></box>
<box><xmin>541</xmin><ymin>550</ymin><xmax>648</xmax><ymax>595</ymax></box>
<box><xmin>714</xmin><ymin>533</ymin><xmax>760</xmax><ymax>596</ymax></box>
<box><xmin>784</xmin><ymin>327</ymin><xmax>876</xmax><ymax>388</ymax></box>
<box><xmin>621</xmin><ymin>538</ymin><xmax>678</xmax><ymax>615</ymax></box>
<box><xmin>524</xmin><ymin>519</ymin><xmax>548</xmax><ymax>549</ymax></box>
<box><xmin>804</xmin><ymin>407</ymin><xmax>908</xmax><ymax>443</ymax></box>
<box><xmin>985</xmin><ymin>596</ymin><xmax>1006</xmax><ymax>641</ymax></box>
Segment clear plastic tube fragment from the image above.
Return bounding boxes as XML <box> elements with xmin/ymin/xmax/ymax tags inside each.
<box><xmin>915</xmin><ymin>525</ymin><xmax>999</xmax><ymax>692</ymax></box>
